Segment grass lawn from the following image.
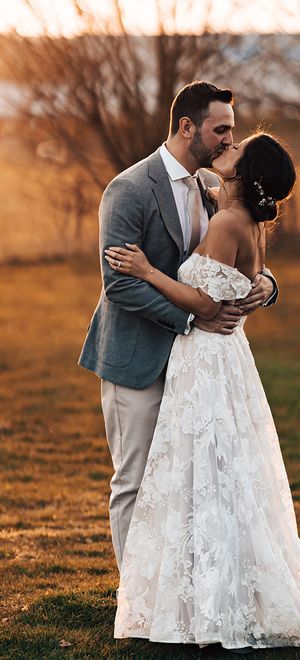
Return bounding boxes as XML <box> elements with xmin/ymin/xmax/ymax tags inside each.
<box><xmin>0</xmin><ymin>249</ymin><xmax>300</xmax><ymax>659</ymax></box>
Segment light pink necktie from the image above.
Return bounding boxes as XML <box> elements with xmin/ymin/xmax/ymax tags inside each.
<box><xmin>183</xmin><ymin>176</ymin><xmax>201</xmax><ymax>254</ymax></box>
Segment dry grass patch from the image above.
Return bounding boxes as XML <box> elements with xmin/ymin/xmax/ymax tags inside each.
<box><xmin>0</xmin><ymin>250</ymin><xmax>300</xmax><ymax>658</ymax></box>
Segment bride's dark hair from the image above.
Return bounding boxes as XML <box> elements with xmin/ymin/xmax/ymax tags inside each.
<box><xmin>235</xmin><ymin>132</ymin><xmax>296</xmax><ymax>223</ymax></box>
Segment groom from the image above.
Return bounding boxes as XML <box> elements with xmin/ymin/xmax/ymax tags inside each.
<box><xmin>79</xmin><ymin>81</ymin><xmax>277</xmax><ymax>570</ymax></box>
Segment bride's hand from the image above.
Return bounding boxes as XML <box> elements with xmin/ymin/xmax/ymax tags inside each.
<box><xmin>104</xmin><ymin>243</ymin><xmax>152</xmax><ymax>280</ymax></box>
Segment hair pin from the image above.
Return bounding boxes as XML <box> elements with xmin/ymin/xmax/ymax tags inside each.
<box><xmin>253</xmin><ymin>180</ymin><xmax>276</xmax><ymax>207</ymax></box>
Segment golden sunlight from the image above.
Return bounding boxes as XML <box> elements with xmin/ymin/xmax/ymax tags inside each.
<box><xmin>0</xmin><ymin>0</ymin><xmax>299</xmax><ymax>36</ymax></box>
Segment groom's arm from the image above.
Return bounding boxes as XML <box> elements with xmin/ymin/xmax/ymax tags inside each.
<box><xmin>236</xmin><ymin>268</ymin><xmax>278</xmax><ymax>315</ymax></box>
<box><xmin>260</xmin><ymin>267</ymin><xmax>278</xmax><ymax>306</ymax></box>
<box><xmin>100</xmin><ymin>177</ymin><xmax>190</xmax><ymax>335</ymax></box>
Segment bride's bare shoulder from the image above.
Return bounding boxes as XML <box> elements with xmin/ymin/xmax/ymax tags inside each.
<box><xmin>209</xmin><ymin>208</ymin><xmax>253</xmax><ymax>232</ymax></box>
<box><xmin>209</xmin><ymin>209</ymin><xmax>242</xmax><ymax>233</ymax></box>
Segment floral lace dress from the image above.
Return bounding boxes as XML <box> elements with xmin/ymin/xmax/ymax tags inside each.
<box><xmin>114</xmin><ymin>254</ymin><xmax>300</xmax><ymax>650</ymax></box>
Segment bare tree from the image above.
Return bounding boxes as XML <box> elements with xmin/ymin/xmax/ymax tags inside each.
<box><xmin>42</xmin><ymin>165</ymin><xmax>99</xmax><ymax>251</ymax></box>
<box><xmin>4</xmin><ymin>0</ymin><xmax>298</xmax><ymax>189</ymax></box>
<box><xmin>1</xmin><ymin>0</ymin><xmax>298</xmax><ymax>247</ymax></box>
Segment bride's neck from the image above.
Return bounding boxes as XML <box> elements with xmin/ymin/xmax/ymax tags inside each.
<box><xmin>218</xmin><ymin>179</ymin><xmax>245</xmax><ymax>212</ymax></box>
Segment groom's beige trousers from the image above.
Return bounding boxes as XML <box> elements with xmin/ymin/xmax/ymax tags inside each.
<box><xmin>101</xmin><ymin>374</ymin><xmax>165</xmax><ymax>570</ymax></box>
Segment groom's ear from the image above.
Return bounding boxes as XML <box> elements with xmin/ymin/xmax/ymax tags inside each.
<box><xmin>179</xmin><ymin>116</ymin><xmax>195</xmax><ymax>140</ymax></box>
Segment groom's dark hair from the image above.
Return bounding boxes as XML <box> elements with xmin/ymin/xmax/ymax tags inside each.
<box><xmin>170</xmin><ymin>81</ymin><xmax>233</xmax><ymax>135</ymax></box>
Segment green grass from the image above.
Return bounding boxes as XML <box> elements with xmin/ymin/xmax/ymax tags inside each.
<box><xmin>0</xmin><ymin>250</ymin><xmax>300</xmax><ymax>659</ymax></box>
<box><xmin>1</xmin><ymin>592</ymin><xmax>300</xmax><ymax>659</ymax></box>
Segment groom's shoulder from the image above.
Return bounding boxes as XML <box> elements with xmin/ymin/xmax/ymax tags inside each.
<box><xmin>109</xmin><ymin>148</ymin><xmax>164</xmax><ymax>188</ymax></box>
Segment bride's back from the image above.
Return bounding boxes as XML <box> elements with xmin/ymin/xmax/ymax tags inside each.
<box><xmin>233</xmin><ymin>208</ymin><xmax>265</xmax><ymax>281</ymax></box>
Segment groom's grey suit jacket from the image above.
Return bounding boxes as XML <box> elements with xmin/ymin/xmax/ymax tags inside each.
<box><xmin>78</xmin><ymin>148</ymin><xmax>219</xmax><ymax>389</ymax></box>
<box><xmin>78</xmin><ymin>148</ymin><xmax>277</xmax><ymax>389</ymax></box>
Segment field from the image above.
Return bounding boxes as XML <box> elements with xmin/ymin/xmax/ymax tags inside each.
<box><xmin>1</xmin><ymin>248</ymin><xmax>300</xmax><ymax>659</ymax></box>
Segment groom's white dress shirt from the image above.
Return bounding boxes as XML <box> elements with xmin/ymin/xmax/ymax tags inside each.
<box><xmin>160</xmin><ymin>143</ymin><xmax>210</xmax><ymax>334</ymax></box>
<box><xmin>159</xmin><ymin>143</ymin><xmax>209</xmax><ymax>257</ymax></box>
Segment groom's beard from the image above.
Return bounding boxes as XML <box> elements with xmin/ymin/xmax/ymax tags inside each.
<box><xmin>189</xmin><ymin>129</ymin><xmax>225</xmax><ymax>168</ymax></box>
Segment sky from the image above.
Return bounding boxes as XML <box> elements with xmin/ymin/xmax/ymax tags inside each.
<box><xmin>0</xmin><ymin>0</ymin><xmax>300</xmax><ymax>36</ymax></box>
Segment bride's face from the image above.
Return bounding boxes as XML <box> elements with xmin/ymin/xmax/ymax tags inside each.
<box><xmin>212</xmin><ymin>137</ymin><xmax>251</xmax><ymax>178</ymax></box>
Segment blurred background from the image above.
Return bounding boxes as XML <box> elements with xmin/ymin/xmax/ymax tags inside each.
<box><xmin>0</xmin><ymin>0</ymin><xmax>300</xmax><ymax>261</ymax></box>
<box><xmin>1</xmin><ymin>2</ymin><xmax>300</xmax><ymax>658</ymax></box>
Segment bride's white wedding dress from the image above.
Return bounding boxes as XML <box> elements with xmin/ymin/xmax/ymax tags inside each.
<box><xmin>114</xmin><ymin>254</ymin><xmax>300</xmax><ymax>650</ymax></box>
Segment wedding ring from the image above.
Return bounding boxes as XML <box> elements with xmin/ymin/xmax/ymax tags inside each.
<box><xmin>116</xmin><ymin>260</ymin><xmax>122</xmax><ymax>268</ymax></box>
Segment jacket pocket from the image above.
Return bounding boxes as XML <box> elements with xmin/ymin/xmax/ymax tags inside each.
<box><xmin>100</xmin><ymin>304</ymin><xmax>142</xmax><ymax>368</ymax></box>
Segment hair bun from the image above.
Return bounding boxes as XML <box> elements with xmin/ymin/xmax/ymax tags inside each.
<box><xmin>235</xmin><ymin>133</ymin><xmax>296</xmax><ymax>224</ymax></box>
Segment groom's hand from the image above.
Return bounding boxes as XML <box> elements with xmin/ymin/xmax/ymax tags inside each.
<box><xmin>193</xmin><ymin>304</ymin><xmax>242</xmax><ymax>335</ymax></box>
<box><xmin>237</xmin><ymin>274</ymin><xmax>274</xmax><ymax>315</ymax></box>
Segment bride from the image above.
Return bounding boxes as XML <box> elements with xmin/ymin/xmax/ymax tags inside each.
<box><xmin>104</xmin><ymin>132</ymin><xmax>300</xmax><ymax>651</ymax></box>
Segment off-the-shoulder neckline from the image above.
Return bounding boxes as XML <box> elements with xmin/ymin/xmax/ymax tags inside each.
<box><xmin>189</xmin><ymin>252</ymin><xmax>252</xmax><ymax>284</ymax></box>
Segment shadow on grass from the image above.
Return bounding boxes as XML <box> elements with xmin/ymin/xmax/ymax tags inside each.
<box><xmin>1</xmin><ymin>593</ymin><xmax>300</xmax><ymax>660</ymax></box>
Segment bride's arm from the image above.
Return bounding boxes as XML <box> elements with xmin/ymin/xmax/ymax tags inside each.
<box><xmin>105</xmin><ymin>212</ymin><xmax>239</xmax><ymax>321</ymax></box>
<box><xmin>107</xmin><ymin>245</ymin><xmax>219</xmax><ymax>319</ymax></box>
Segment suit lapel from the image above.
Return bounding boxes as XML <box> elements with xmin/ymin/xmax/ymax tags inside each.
<box><xmin>148</xmin><ymin>151</ymin><xmax>184</xmax><ymax>261</ymax></box>
<box><xmin>197</xmin><ymin>177</ymin><xmax>215</xmax><ymax>219</ymax></box>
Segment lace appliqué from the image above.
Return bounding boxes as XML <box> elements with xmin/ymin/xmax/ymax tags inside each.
<box><xmin>178</xmin><ymin>253</ymin><xmax>252</xmax><ymax>302</ymax></box>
